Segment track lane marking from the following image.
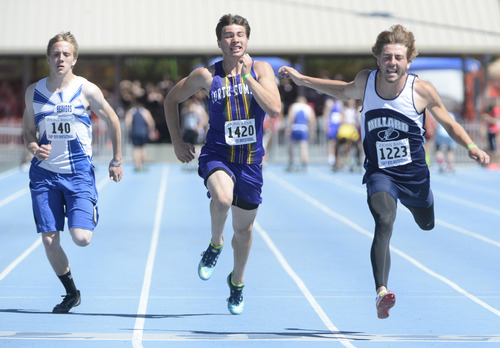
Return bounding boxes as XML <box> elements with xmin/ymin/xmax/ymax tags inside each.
<box><xmin>255</xmin><ymin>221</ymin><xmax>356</xmax><ymax>348</ymax></box>
<box><xmin>132</xmin><ymin>165</ymin><xmax>169</xmax><ymax>348</ymax></box>
<box><xmin>0</xmin><ymin>170</ymin><xmax>114</xmax><ymax>282</ymax></box>
<box><xmin>267</xmin><ymin>169</ymin><xmax>500</xmax><ymax>318</ymax></box>
<box><xmin>309</xmin><ymin>167</ymin><xmax>500</xmax><ymax>248</ymax></box>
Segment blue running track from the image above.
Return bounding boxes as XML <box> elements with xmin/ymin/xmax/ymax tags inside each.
<box><xmin>0</xmin><ymin>162</ymin><xmax>499</xmax><ymax>347</ymax></box>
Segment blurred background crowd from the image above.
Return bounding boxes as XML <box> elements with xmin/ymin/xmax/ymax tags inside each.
<box><xmin>2</xmin><ymin>54</ymin><xmax>500</xmax><ymax>172</ymax></box>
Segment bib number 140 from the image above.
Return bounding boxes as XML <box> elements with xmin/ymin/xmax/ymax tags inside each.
<box><xmin>45</xmin><ymin>116</ymin><xmax>77</xmax><ymax>141</ymax></box>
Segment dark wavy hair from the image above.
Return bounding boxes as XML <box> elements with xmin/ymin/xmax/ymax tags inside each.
<box><xmin>215</xmin><ymin>14</ymin><xmax>251</xmax><ymax>41</ymax></box>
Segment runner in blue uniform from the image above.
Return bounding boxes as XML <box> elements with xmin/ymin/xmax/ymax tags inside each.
<box><xmin>23</xmin><ymin>32</ymin><xmax>123</xmax><ymax>313</ymax></box>
<box><xmin>279</xmin><ymin>24</ymin><xmax>490</xmax><ymax>319</ymax></box>
<box><xmin>164</xmin><ymin>14</ymin><xmax>281</xmax><ymax>314</ymax></box>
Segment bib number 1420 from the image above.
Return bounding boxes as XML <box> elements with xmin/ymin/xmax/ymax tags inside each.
<box><xmin>225</xmin><ymin>119</ymin><xmax>256</xmax><ymax>145</ymax></box>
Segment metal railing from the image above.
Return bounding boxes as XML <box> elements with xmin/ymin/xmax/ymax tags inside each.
<box><xmin>0</xmin><ymin>119</ymin><xmax>491</xmax><ymax>168</ymax></box>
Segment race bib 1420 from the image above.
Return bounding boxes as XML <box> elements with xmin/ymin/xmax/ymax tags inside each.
<box><xmin>224</xmin><ymin>119</ymin><xmax>256</xmax><ymax>146</ymax></box>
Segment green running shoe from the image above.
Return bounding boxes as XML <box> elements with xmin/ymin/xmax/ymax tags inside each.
<box><xmin>227</xmin><ymin>273</ymin><xmax>244</xmax><ymax>315</ymax></box>
<box><xmin>198</xmin><ymin>242</ymin><xmax>222</xmax><ymax>280</ymax></box>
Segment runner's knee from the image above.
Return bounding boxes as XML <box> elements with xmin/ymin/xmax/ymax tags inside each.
<box><xmin>368</xmin><ymin>192</ymin><xmax>397</xmax><ymax>230</ymax></box>
<box><xmin>70</xmin><ymin>228</ymin><xmax>93</xmax><ymax>247</ymax></box>
<box><xmin>408</xmin><ymin>205</ymin><xmax>435</xmax><ymax>231</ymax></box>
<box><xmin>42</xmin><ymin>232</ymin><xmax>59</xmax><ymax>250</ymax></box>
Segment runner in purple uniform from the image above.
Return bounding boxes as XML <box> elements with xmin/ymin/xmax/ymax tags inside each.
<box><xmin>164</xmin><ymin>14</ymin><xmax>281</xmax><ymax>314</ymax></box>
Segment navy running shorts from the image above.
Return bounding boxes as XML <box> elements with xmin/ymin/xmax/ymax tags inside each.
<box><xmin>365</xmin><ymin>171</ymin><xmax>433</xmax><ymax>209</ymax></box>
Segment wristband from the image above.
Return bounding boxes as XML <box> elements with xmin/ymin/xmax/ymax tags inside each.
<box><xmin>467</xmin><ymin>144</ymin><xmax>478</xmax><ymax>150</ymax></box>
<box><xmin>242</xmin><ymin>73</ymin><xmax>252</xmax><ymax>80</ymax></box>
<box><xmin>110</xmin><ymin>159</ymin><xmax>122</xmax><ymax>166</ymax></box>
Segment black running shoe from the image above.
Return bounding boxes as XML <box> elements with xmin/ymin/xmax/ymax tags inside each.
<box><xmin>52</xmin><ymin>290</ymin><xmax>81</xmax><ymax>314</ymax></box>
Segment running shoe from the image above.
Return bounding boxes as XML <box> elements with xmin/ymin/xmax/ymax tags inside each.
<box><xmin>227</xmin><ymin>273</ymin><xmax>244</xmax><ymax>315</ymax></box>
<box><xmin>376</xmin><ymin>290</ymin><xmax>396</xmax><ymax>319</ymax></box>
<box><xmin>52</xmin><ymin>290</ymin><xmax>81</xmax><ymax>314</ymax></box>
<box><xmin>198</xmin><ymin>242</ymin><xmax>222</xmax><ymax>280</ymax></box>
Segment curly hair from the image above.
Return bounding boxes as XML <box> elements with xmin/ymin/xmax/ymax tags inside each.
<box><xmin>372</xmin><ymin>25</ymin><xmax>418</xmax><ymax>62</ymax></box>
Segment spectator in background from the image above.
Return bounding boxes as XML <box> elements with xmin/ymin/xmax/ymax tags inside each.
<box><xmin>0</xmin><ymin>81</ymin><xmax>19</xmax><ymax>118</ymax></box>
<box><xmin>434</xmin><ymin>112</ymin><xmax>457</xmax><ymax>174</ymax></box>
<box><xmin>180</xmin><ymin>93</ymin><xmax>208</xmax><ymax>170</ymax></box>
<box><xmin>323</xmin><ymin>97</ymin><xmax>343</xmax><ymax>169</ymax></box>
<box><xmin>286</xmin><ymin>95</ymin><xmax>316</xmax><ymax>172</ymax></box>
<box><xmin>482</xmin><ymin>96</ymin><xmax>500</xmax><ymax>169</ymax></box>
<box><xmin>279</xmin><ymin>77</ymin><xmax>298</xmax><ymax>116</ymax></box>
<box><xmin>125</xmin><ymin>98</ymin><xmax>156</xmax><ymax>172</ymax></box>
<box><xmin>334</xmin><ymin>99</ymin><xmax>361</xmax><ymax>172</ymax></box>
<box><xmin>144</xmin><ymin>82</ymin><xmax>168</xmax><ymax>143</ymax></box>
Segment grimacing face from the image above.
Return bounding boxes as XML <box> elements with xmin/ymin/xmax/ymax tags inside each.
<box><xmin>377</xmin><ymin>44</ymin><xmax>410</xmax><ymax>84</ymax></box>
<box><xmin>218</xmin><ymin>24</ymin><xmax>248</xmax><ymax>58</ymax></box>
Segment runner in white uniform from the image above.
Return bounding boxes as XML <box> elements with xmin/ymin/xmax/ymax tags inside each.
<box><xmin>279</xmin><ymin>24</ymin><xmax>489</xmax><ymax>319</ymax></box>
<box><xmin>23</xmin><ymin>32</ymin><xmax>123</xmax><ymax>314</ymax></box>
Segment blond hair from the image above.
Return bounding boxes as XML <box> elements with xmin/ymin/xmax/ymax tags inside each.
<box><xmin>47</xmin><ymin>32</ymin><xmax>79</xmax><ymax>57</ymax></box>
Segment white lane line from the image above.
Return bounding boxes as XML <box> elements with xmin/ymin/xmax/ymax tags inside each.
<box><xmin>0</xmin><ymin>238</ymin><xmax>42</xmax><ymax>282</ymax></box>
<box><xmin>309</xmin><ymin>167</ymin><xmax>500</xmax><ymax>249</ymax></box>
<box><xmin>267</xmin><ymin>170</ymin><xmax>500</xmax><ymax>318</ymax></box>
<box><xmin>0</xmin><ymin>172</ymin><xmax>121</xmax><ymax>283</ymax></box>
<box><xmin>389</xmin><ymin>246</ymin><xmax>500</xmax><ymax>317</ymax></box>
<box><xmin>436</xmin><ymin>218</ymin><xmax>500</xmax><ymax>248</ymax></box>
<box><xmin>0</xmin><ymin>167</ymin><xmax>18</xmax><ymax>180</ymax></box>
<box><xmin>132</xmin><ymin>165</ymin><xmax>169</xmax><ymax>348</ymax></box>
<box><xmin>255</xmin><ymin>222</ymin><xmax>356</xmax><ymax>348</ymax></box>
<box><xmin>434</xmin><ymin>191</ymin><xmax>500</xmax><ymax>216</ymax></box>
<box><xmin>0</xmin><ymin>170</ymin><xmax>110</xmax><ymax>209</ymax></box>
<box><xmin>0</xmin><ymin>187</ymin><xmax>29</xmax><ymax>208</ymax></box>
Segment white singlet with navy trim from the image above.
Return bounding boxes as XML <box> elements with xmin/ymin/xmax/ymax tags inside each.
<box><xmin>32</xmin><ymin>76</ymin><xmax>93</xmax><ymax>174</ymax></box>
<box><xmin>361</xmin><ymin>70</ymin><xmax>428</xmax><ymax>184</ymax></box>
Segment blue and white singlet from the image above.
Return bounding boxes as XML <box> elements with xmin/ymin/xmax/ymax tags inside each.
<box><xmin>31</xmin><ymin>76</ymin><xmax>93</xmax><ymax>174</ymax></box>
